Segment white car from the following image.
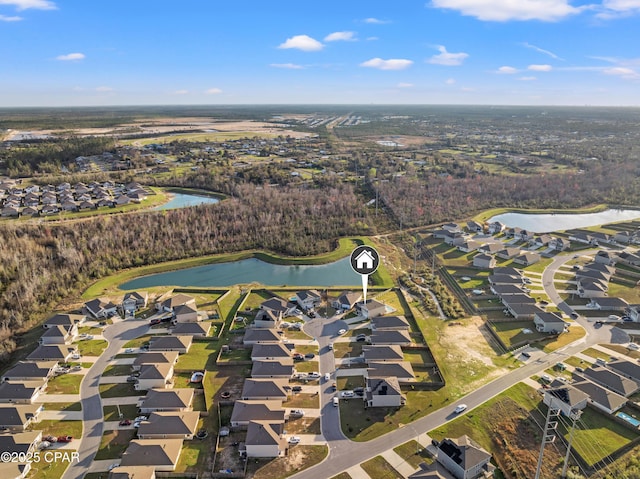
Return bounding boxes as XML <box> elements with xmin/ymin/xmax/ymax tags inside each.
<box><xmin>288</xmin><ymin>436</ymin><xmax>301</xmax><ymax>445</ymax></box>
<box><xmin>337</xmin><ymin>329</ymin><xmax>347</xmax><ymax>335</ymax></box>
<box><xmin>108</xmin><ymin>463</ymin><xmax>120</xmax><ymax>471</ymax></box>
<box><xmin>340</xmin><ymin>391</ymin><xmax>355</xmax><ymax>398</ymax></box>
<box><xmin>454</xmin><ymin>404</ymin><xmax>468</xmax><ymax>414</ymax></box>
<box><xmin>307</xmin><ymin>372</ymin><xmax>321</xmax><ymax>378</ymax></box>
<box><xmin>324</xmin><ymin>373</ymin><xmax>331</xmax><ymax>381</ymax></box>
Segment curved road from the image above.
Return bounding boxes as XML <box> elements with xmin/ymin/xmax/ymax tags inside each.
<box><xmin>292</xmin><ymin>252</ymin><xmax>617</xmax><ymax>479</ymax></box>
<box><xmin>62</xmin><ymin>317</ymin><xmax>150</xmax><ymax>479</ymax></box>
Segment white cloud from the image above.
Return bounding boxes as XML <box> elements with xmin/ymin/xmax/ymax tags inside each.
<box><xmin>0</xmin><ymin>14</ymin><xmax>22</xmax><ymax>20</ymax></box>
<box><xmin>363</xmin><ymin>17</ymin><xmax>389</xmax><ymax>24</ymax></box>
<box><xmin>598</xmin><ymin>0</ymin><xmax>640</xmax><ymax>18</ymax></box>
<box><xmin>324</xmin><ymin>31</ymin><xmax>356</xmax><ymax>42</ymax></box>
<box><xmin>0</xmin><ymin>0</ymin><xmax>56</xmax><ymax>10</ymax></box>
<box><xmin>428</xmin><ymin>45</ymin><xmax>468</xmax><ymax>66</ymax></box>
<box><xmin>205</xmin><ymin>88</ymin><xmax>223</xmax><ymax>94</ymax></box>
<box><xmin>519</xmin><ymin>76</ymin><xmax>537</xmax><ymax>81</ymax></box>
<box><xmin>56</xmin><ymin>52</ymin><xmax>85</xmax><ymax>61</ymax></box>
<box><xmin>366</xmin><ymin>36</ymin><xmax>379</xmax><ymax>41</ymax></box>
<box><xmin>95</xmin><ymin>86</ymin><xmax>113</xmax><ymax>92</ymax></box>
<box><xmin>603</xmin><ymin>67</ymin><xmax>640</xmax><ymax>79</ymax></box>
<box><xmin>522</xmin><ymin>42</ymin><xmax>562</xmax><ymax>60</ymax></box>
<box><xmin>497</xmin><ymin>66</ymin><xmax>518</xmax><ymax>74</ymax></box>
<box><xmin>528</xmin><ymin>64</ymin><xmax>553</xmax><ymax>71</ymax></box>
<box><xmin>278</xmin><ymin>34</ymin><xmax>324</xmax><ymax>51</ymax></box>
<box><xmin>173</xmin><ymin>90</ymin><xmax>189</xmax><ymax>95</ymax></box>
<box><xmin>397</xmin><ymin>82</ymin><xmax>414</xmax><ymax>88</ymax></box>
<box><xmin>430</xmin><ymin>0</ymin><xmax>582</xmax><ymax>21</ymax></box>
<box><xmin>445</xmin><ymin>78</ymin><xmax>456</xmax><ymax>84</ymax></box>
<box><xmin>270</xmin><ymin>63</ymin><xmax>304</xmax><ymax>69</ymax></box>
<box><xmin>360</xmin><ymin>57</ymin><xmax>413</xmax><ymax>70</ymax></box>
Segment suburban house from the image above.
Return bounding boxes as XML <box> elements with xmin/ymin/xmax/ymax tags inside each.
<box><xmin>487</xmin><ymin>274</ymin><xmax>523</xmax><ymax>286</ymax></box>
<box><xmin>478</xmin><ymin>243</ymin><xmax>502</xmax><ymax>255</ymax></box>
<box><xmin>241</xmin><ymin>378</ymin><xmax>289</xmax><ymax>401</ymax></box>
<box><xmin>549</xmin><ymin>237</ymin><xmax>570</xmax><ymax>251</ymax></box>
<box><xmin>587</xmin><ymin>297</ymin><xmax>629</xmax><ymax>312</ymax></box>
<box><xmin>577</xmin><ymin>278</ymin><xmax>608</xmax><ymax>299</ymax></box>
<box><xmin>27</xmin><ymin>344</ymin><xmax>77</xmax><ymax>362</ymax></box>
<box><xmin>139</xmin><ymin>389</ymin><xmax>195</xmax><ymax>413</ymax></box>
<box><xmin>583</xmin><ymin>262</ymin><xmax>615</xmax><ymax>276</ymax></box>
<box><xmin>147</xmin><ymin>335</ymin><xmax>193</xmax><ymax>354</ymax></box>
<box><xmin>253</xmin><ymin>309</ymin><xmax>282</xmax><ymax>329</ymax></box>
<box><xmin>332</xmin><ymin>291</ymin><xmax>363</xmax><ymax>310</ymax></box>
<box><xmin>466</xmin><ymin>220</ymin><xmax>484</xmax><ymax>233</ymax></box>
<box><xmin>136</xmin><ymin>411</ymin><xmax>200</xmax><ymax>440</ymax></box>
<box><xmin>295</xmin><ymin>290</ymin><xmax>322</xmax><ymax>311</ymax></box>
<box><xmin>260</xmin><ymin>297</ymin><xmax>297</xmax><ymax>318</ymax></box>
<box><xmin>0</xmin><ymin>430</ymin><xmax>42</xmax><ymax>475</ymax></box>
<box><xmin>2</xmin><ymin>361</ymin><xmax>57</xmax><ymax>383</ymax></box>
<box><xmin>488</xmin><ymin>221</ymin><xmax>504</xmax><ymax>234</ymax></box>
<box><xmin>496</xmin><ymin>247</ymin><xmax>521</xmax><ymax>260</ymax></box>
<box><xmin>172</xmin><ymin>322</ymin><xmax>211</xmax><ymax>337</ymax></box>
<box><xmin>120</xmin><ymin>439</ymin><xmax>183</xmax><ymax>471</ymax></box>
<box><xmin>251</xmin><ymin>343</ymin><xmax>292</xmax><ymax>362</ymax></box>
<box><xmin>543</xmin><ymin>383</ymin><xmax>588</xmax><ymax>417</ymax></box>
<box><xmin>606</xmin><ymin>359</ymin><xmax>640</xmax><ymax>385</ymax></box>
<box><xmin>614</xmin><ymin>231</ymin><xmax>637</xmax><ymax>244</ymax></box>
<box><xmin>500</xmin><ymin>294</ymin><xmax>536</xmax><ymax>307</ymax></box>
<box><xmin>569</xmin><ymin>232</ymin><xmax>595</xmax><ymax>245</ymax></box>
<box><xmin>370</xmin><ymin>329</ymin><xmax>412</xmax><ymax>346</ymax></box>
<box><xmin>457</xmin><ymin>240</ymin><xmax>482</xmax><ymax>253</ymax></box>
<box><xmin>571</xmin><ymin>379</ymin><xmax>627</xmax><ymax>415</ymax></box>
<box><xmin>157</xmin><ymin>293</ymin><xmax>196</xmax><ymax>313</ymax></box>
<box><xmin>504</xmin><ymin>304</ymin><xmax>544</xmax><ymax>320</ymax></box>
<box><xmin>0</xmin><ymin>380</ymin><xmax>46</xmax><ymax>404</ymax></box>
<box><xmin>243</xmin><ymin>329</ymin><xmax>281</xmax><ymax>345</ymax></box>
<box><xmin>122</xmin><ymin>291</ymin><xmax>149</xmax><ymax>316</ymax></box>
<box><xmin>617</xmin><ymin>251</ymin><xmax>640</xmax><ymax>267</ymax></box>
<box><xmin>135</xmin><ymin>363</ymin><xmax>175</xmax><ymax>390</ymax></box>
<box><xmin>365</xmin><ymin>376</ymin><xmax>406</xmax><ymax>408</ymax></box>
<box><xmin>43</xmin><ymin>313</ymin><xmax>85</xmax><ymax>329</ymax></box>
<box><xmin>0</xmin><ymin>404</ymin><xmax>42</xmax><ymax>432</ymax></box>
<box><xmin>594</xmin><ymin>250</ymin><xmax>616</xmax><ymax>265</ymax></box>
<box><xmin>245</xmin><ymin>420</ymin><xmax>286</xmax><ymax>458</ymax></box>
<box><xmin>366</xmin><ymin>361</ymin><xmax>415</xmax><ymax>383</ymax></box>
<box><xmin>356</xmin><ymin>299</ymin><xmax>387</xmax><ymax>319</ymax></box>
<box><xmin>530</xmin><ymin>234</ymin><xmax>552</xmax><ymax>248</ymax></box>
<box><xmin>362</xmin><ymin>345</ymin><xmax>405</xmax><ymax>363</ymax></box>
<box><xmin>435</xmin><ymin>435</ymin><xmax>495</xmax><ymax>479</ymax></box>
<box><xmin>173</xmin><ymin>303</ymin><xmax>199</xmax><ymax>323</ymax></box>
<box><xmin>370</xmin><ymin>315</ymin><xmax>410</xmax><ymax>331</ymax></box>
<box><xmin>230</xmin><ymin>400</ymin><xmax>285</xmax><ymax>428</ymax></box>
<box><xmin>489</xmin><ymin>284</ymin><xmax>524</xmax><ymax>296</ymax></box>
<box><xmin>513</xmin><ymin>252</ymin><xmax>541</xmax><ymax>266</ymax></box>
<box><xmin>39</xmin><ymin>324</ymin><xmax>77</xmax><ymax>345</ymax></box>
<box><xmin>442</xmin><ymin>222</ymin><xmax>462</xmax><ymax>233</ymax></box>
<box><xmin>251</xmin><ymin>359</ymin><xmax>295</xmax><ymax>379</ymax></box>
<box><xmin>472</xmin><ymin>253</ymin><xmax>496</xmax><ymax>269</ymax></box>
<box><xmin>533</xmin><ymin>311</ymin><xmax>568</xmax><ymax>334</ymax></box>
<box><xmin>493</xmin><ymin>267</ymin><xmax>523</xmax><ymax>277</ymax></box>
<box><xmin>84</xmin><ymin>297</ymin><xmax>118</xmax><ymax>319</ymax></box>
<box><xmin>582</xmin><ymin>365</ymin><xmax>639</xmax><ymax>397</ymax></box>
<box><xmin>132</xmin><ymin>351</ymin><xmax>179</xmax><ymax>372</ymax></box>
<box><xmin>576</xmin><ymin>269</ymin><xmax>611</xmax><ymax>284</ymax></box>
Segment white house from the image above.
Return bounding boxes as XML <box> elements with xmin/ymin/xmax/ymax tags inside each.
<box><xmin>245</xmin><ymin>420</ymin><xmax>286</xmax><ymax>458</ymax></box>
<box><xmin>365</xmin><ymin>377</ymin><xmax>405</xmax><ymax>408</ymax></box>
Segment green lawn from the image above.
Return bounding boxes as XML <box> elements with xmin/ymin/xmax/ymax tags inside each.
<box><xmin>102</xmin><ymin>364</ymin><xmax>133</xmax><ymax>376</ymax></box>
<box><xmin>45</xmin><ymin>374</ymin><xmax>83</xmax><ymax>394</ymax></box>
<box><xmin>103</xmin><ymin>404</ymin><xmax>139</xmax><ymax>421</ymax></box>
<box><xmin>176</xmin><ymin>341</ymin><xmax>219</xmax><ymax>370</ymax></box>
<box><xmin>361</xmin><ymin>456</ymin><xmax>404</xmax><ymax>479</ymax></box>
<box><xmin>123</xmin><ymin>334</ymin><xmax>157</xmax><ymax>349</ymax></box>
<box><xmin>25</xmin><ymin>450</ymin><xmax>76</xmax><ymax>479</ymax></box>
<box><xmin>76</xmin><ymin>339</ymin><xmax>108</xmax><ymax>356</ymax></box>
<box><xmin>94</xmin><ymin>429</ymin><xmax>136</xmax><ymax>460</ymax></box>
<box><xmin>30</xmin><ymin>420</ymin><xmax>83</xmax><ymax>438</ymax></box>
<box><xmin>294</xmin><ymin>361</ymin><xmax>319</xmax><ymax>373</ymax></box>
<box><xmin>40</xmin><ymin>402</ymin><xmax>82</xmax><ymax>412</ymax></box>
<box><xmin>99</xmin><ymin>383</ymin><xmax>139</xmax><ymax>398</ymax></box>
<box><xmin>175</xmin><ymin>436</ymin><xmax>211</xmax><ymax>474</ymax></box>
<box><xmin>249</xmin><ymin>445</ymin><xmax>328</xmax><ymax>479</ymax></box>
<box><xmin>283</xmin><ymin>393</ymin><xmax>320</xmax><ymax>409</ymax></box>
<box><xmin>393</xmin><ymin>440</ymin><xmax>433</xmax><ymax>469</ymax></box>
<box><xmin>490</xmin><ymin>321</ymin><xmax>547</xmax><ymax>348</ymax></box>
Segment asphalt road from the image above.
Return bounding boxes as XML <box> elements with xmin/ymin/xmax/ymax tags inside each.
<box><xmin>292</xmin><ymin>252</ymin><xmax>618</xmax><ymax>479</ymax></box>
<box><xmin>62</xmin><ymin>317</ymin><xmax>150</xmax><ymax>479</ymax></box>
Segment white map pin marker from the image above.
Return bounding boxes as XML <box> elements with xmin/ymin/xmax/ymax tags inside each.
<box><xmin>350</xmin><ymin>246</ymin><xmax>380</xmax><ymax>303</ymax></box>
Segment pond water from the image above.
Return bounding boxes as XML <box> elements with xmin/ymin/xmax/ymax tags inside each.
<box><xmin>154</xmin><ymin>193</ymin><xmax>220</xmax><ymax>211</ymax></box>
<box><xmin>119</xmin><ymin>256</ymin><xmax>360</xmax><ymax>289</ymax></box>
<box><xmin>488</xmin><ymin>209</ymin><xmax>640</xmax><ymax>233</ymax></box>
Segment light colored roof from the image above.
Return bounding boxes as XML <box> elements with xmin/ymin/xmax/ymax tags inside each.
<box><xmin>546</xmin><ymin>384</ymin><xmax>589</xmax><ymax>408</ymax></box>
<box><xmin>120</xmin><ymin>439</ymin><xmax>183</xmax><ymax>467</ymax></box>
<box><xmin>160</xmin><ymin>293</ymin><xmax>196</xmax><ymax>310</ymax></box>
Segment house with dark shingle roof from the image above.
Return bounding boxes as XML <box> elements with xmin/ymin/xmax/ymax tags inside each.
<box><xmin>132</xmin><ymin>351</ymin><xmax>179</xmax><ymax>371</ymax></box>
<box><xmin>2</xmin><ymin>361</ymin><xmax>57</xmax><ymax>383</ymax></box>
<box><xmin>571</xmin><ymin>378</ymin><xmax>627</xmax><ymax>414</ymax></box>
<box><xmin>136</xmin><ymin>411</ymin><xmax>200</xmax><ymax>440</ymax></box>
<box><xmin>39</xmin><ymin>324</ymin><xmax>77</xmax><ymax>345</ymax></box>
<box><xmin>0</xmin><ymin>380</ymin><xmax>46</xmax><ymax>404</ymax></box>
<box><xmin>362</xmin><ymin>345</ymin><xmax>404</xmax><ymax>363</ymax></box>
<box><xmin>543</xmin><ymin>382</ymin><xmax>589</xmax><ymax>417</ymax></box>
<box><xmin>139</xmin><ymin>389</ymin><xmax>194</xmax><ymax>413</ymax></box>
<box><xmin>120</xmin><ymin>439</ymin><xmax>183</xmax><ymax>471</ymax></box>
<box><xmin>366</xmin><ymin>377</ymin><xmax>405</xmax><ymax>408</ymax></box>
<box><xmin>148</xmin><ymin>335</ymin><xmax>192</xmax><ymax>354</ymax></box>
<box><xmin>43</xmin><ymin>313</ymin><xmax>85</xmax><ymax>329</ymax></box>
<box><xmin>171</xmin><ymin>322</ymin><xmax>211</xmax><ymax>337</ymax></box>
<box><xmin>246</xmin><ymin>420</ymin><xmax>286</xmax><ymax>458</ymax></box>
<box><xmin>367</xmin><ymin>361</ymin><xmax>415</xmax><ymax>382</ymax></box>
<box><xmin>231</xmin><ymin>400</ymin><xmax>285</xmax><ymax>428</ymax></box>
<box><xmin>582</xmin><ymin>365</ymin><xmax>639</xmax><ymax>397</ymax></box>
<box><xmin>251</xmin><ymin>359</ymin><xmax>295</xmax><ymax>379</ymax></box>
<box><xmin>251</xmin><ymin>343</ymin><xmax>291</xmax><ymax>362</ymax></box>
<box><xmin>370</xmin><ymin>329</ymin><xmax>412</xmax><ymax>346</ymax></box>
<box><xmin>0</xmin><ymin>404</ymin><xmax>42</xmax><ymax>432</ymax></box>
<box><xmin>436</xmin><ymin>436</ymin><xmax>494</xmax><ymax>479</ymax></box>
<box><xmin>243</xmin><ymin>329</ymin><xmax>281</xmax><ymax>345</ymax></box>
<box><xmin>370</xmin><ymin>315</ymin><xmax>410</xmax><ymax>331</ymax></box>
<box><xmin>332</xmin><ymin>291</ymin><xmax>363</xmax><ymax>310</ymax></box>
<box><xmin>27</xmin><ymin>344</ymin><xmax>76</xmax><ymax>362</ymax></box>
<box><xmin>84</xmin><ymin>298</ymin><xmax>118</xmax><ymax>319</ymax></box>
<box><xmin>241</xmin><ymin>378</ymin><xmax>289</xmax><ymax>401</ymax></box>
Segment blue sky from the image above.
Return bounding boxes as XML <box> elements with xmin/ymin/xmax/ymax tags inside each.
<box><xmin>1</xmin><ymin>0</ymin><xmax>639</xmax><ymax>106</ymax></box>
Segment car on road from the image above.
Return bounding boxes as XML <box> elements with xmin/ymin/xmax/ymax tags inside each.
<box><xmin>289</xmin><ymin>409</ymin><xmax>305</xmax><ymax>418</ymax></box>
<box><xmin>331</xmin><ymin>382</ymin><xmax>337</xmax><ymax>391</ymax></box>
<box><xmin>340</xmin><ymin>391</ymin><xmax>355</xmax><ymax>398</ymax></box>
<box><xmin>333</xmin><ymin>397</ymin><xmax>339</xmax><ymax>407</ymax></box>
<box><xmin>570</xmin><ymin>312</ymin><xmax>579</xmax><ymax>319</ymax></box>
<box><xmin>324</xmin><ymin>373</ymin><xmax>330</xmax><ymax>381</ymax></box>
<box><xmin>337</xmin><ymin>329</ymin><xmax>347</xmax><ymax>335</ymax></box>
<box><xmin>43</xmin><ymin>435</ymin><xmax>57</xmax><ymax>443</ymax></box>
<box><xmin>288</xmin><ymin>436</ymin><xmax>301</xmax><ymax>445</ymax></box>
<box><xmin>454</xmin><ymin>404</ymin><xmax>467</xmax><ymax>414</ymax></box>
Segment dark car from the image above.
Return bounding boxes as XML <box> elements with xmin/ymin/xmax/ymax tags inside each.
<box><xmin>292</xmin><ymin>386</ymin><xmax>303</xmax><ymax>392</ymax></box>
<box><xmin>126</xmin><ymin>376</ymin><xmax>137</xmax><ymax>383</ymax></box>
<box><xmin>353</xmin><ymin>387</ymin><xmax>364</xmax><ymax>396</ymax></box>
<box><xmin>56</xmin><ymin>436</ymin><xmax>73</xmax><ymax>443</ymax></box>
<box><xmin>521</xmin><ymin>352</ymin><xmax>531</xmax><ymax>359</ymax></box>
<box><xmin>304</xmin><ymin>353</ymin><xmax>315</xmax><ymax>360</ymax></box>
<box><xmin>149</xmin><ymin>319</ymin><xmax>161</xmax><ymax>325</ymax></box>
<box><xmin>119</xmin><ymin>419</ymin><xmax>131</xmax><ymax>426</ymax></box>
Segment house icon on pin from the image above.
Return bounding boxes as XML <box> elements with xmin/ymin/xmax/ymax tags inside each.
<box><xmin>355</xmin><ymin>249</ymin><xmax>375</xmax><ymax>270</ymax></box>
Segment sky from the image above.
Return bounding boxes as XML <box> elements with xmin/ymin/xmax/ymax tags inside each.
<box><xmin>1</xmin><ymin>0</ymin><xmax>640</xmax><ymax>106</ymax></box>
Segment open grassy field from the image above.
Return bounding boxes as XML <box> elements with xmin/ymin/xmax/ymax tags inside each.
<box><xmin>76</xmin><ymin>339</ymin><xmax>108</xmax><ymax>356</ymax></box>
<box><xmin>94</xmin><ymin>429</ymin><xmax>136</xmax><ymax>460</ymax></box>
<box><xmin>98</xmin><ymin>383</ymin><xmax>139</xmax><ymax>398</ymax></box>
<box><xmin>45</xmin><ymin>374</ymin><xmax>83</xmax><ymax>394</ymax></box>
<box><xmin>175</xmin><ymin>341</ymin><xmax>219</xmax><ymax>370</ymax></box>
<box><xmin>360</xmin><ymin>456</ymin><xmax>404</xmax><ymax>479</ymax></box>
<box><xmin>393</xmin><ymin>440</ymin><xmax>433</xmax><ymax>469</ymax></box>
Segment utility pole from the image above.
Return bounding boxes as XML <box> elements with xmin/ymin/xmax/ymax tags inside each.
<box><xmin>561</xmin><ymin>411</ymin><xmax>581</xmax><ymax>478</ymax></box>
<box><xmin>535</xmin><ymin>403</ymin><xmax>560</xmax><ymax>479</ymax></box>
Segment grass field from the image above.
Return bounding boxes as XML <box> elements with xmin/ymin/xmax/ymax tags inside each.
<box><xmin>40</xmin><ymin>402</ymin><xmax>82</xmax><ymax>412</ymax></box>
<box><xmin>361</xmin><ymin>456</ymin><xmax>404</xmax><ymax>479</ymax></box>
<box><xmin>393</xmin><ymin>440</ymin><xmax>433</xmax><ymax>469</ymax></box>
<box><xmin>103</xmin><ymin>404</ymin><xmax>139</xmax><ymax>421</ymax></box>
<box><xmin>102</xmin><ymin>364</ymin><xmax>132</xmax><ymax>376</ymax></box>
<box><xmin>98</xmin><ymin>383</ymin><xmax>139</xmax><ymax>398</ymax></box>
<box><xmin>24</xmin><ymin>449</ymin><xmax>76</xmax><ymax>479</ymax></box>
<box><xmin>176</xmin><ymin>341</ymin><xmax>219</xmax><ymax>370</ymax></box>
<box><xmin>76</xmin><ymin>339</ymin><xmax>108</xmax><ymax>356</ymax></box>
<box><xmin>249</xmin><ymin>445</ymin><xmax>328</xmax><ymax>479</ymax></box>
<box><xmin>94</xmin><ymin>429</ymin><xmax>136</xmax><ymax>460</ymax></box>
<box><xmin>45</xmin><ymin>374</ymin><xmax>83</xmax><ymax>394</ymax></box>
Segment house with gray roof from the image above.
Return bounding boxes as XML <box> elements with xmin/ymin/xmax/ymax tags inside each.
<box><xmin>231</xmin><ymin>400</ymin><xmax>285</xmax><ymax>428</ymax></box>
<box><xmin>571</xmin><ymin>378</ymin><xmax>627</xmax><ymax>415</ymax></box>
<box><xmin>362</xmin><ymin>345</ymin><xmax>404</xmax><ymax>363</ymax></box>
<box><xmin>132</xmin><ymin>351</ymin><xmax>179</xmax><ymax>371</ymax></box>
<box><xmin>136</xmin><ymin>411</ymin><xmax>200</xmax><ymax>440</ymax></box>
<box><xmin>241</xmin><ymin>378</ymin><xmax>289</xmax><ymax>401</ymax></box>
<box><xmin>120</xmin><ymin>439</ymin><xmax>183</xmax><ymax>471</ymax></box>
<box><xmin>606</xmin><ymin>359</ymin><xmax>640</xmax><ymax>385</ymax></box>
<box><xmin>357</xmin><ymin>299</ymin><xmax>388</xmax><ymax>319</ymax></box>
<box><xmin>243</xmin><ymin>328</ymin><xmax>281</xmax><ymax>345</ymax></box>
<box><xmin>370</xmin><ymin>329</ymin><xmax>412</xmax><ymax>346</ymax></box>
<box><xmin>251</xmin><ymin>343</ymin><xmax>291</xmax><ymax>362</ymax></box>
<box><xmin>157</xmin><ymin>293</ymin><xmax>196</xmax><ymax>313</ymax></box>
<box><xmin>139</xmin><ymin>389</ymin><xmax>194</xmax><ymax>413</ymax></box>
<box><xmin>84</xmin><ymin>297</ymin><xmax>118</xmax><ymax>319</ymax></box>
<box><xmin>148</xmin><ymin>335</ymin><xmax>192</xmax><ymax>354</ymax></box>
<box><xmin>108</xmin><ymin>466</ymin><xmax>156</xmax><ymax>479</ymax></box>
<box><xmin>251</xmin><ymin>359</ymin><xmax>295</xmax><ymax>379</ymax></box>
<box><xmin>587</xmin><ymin>297</ymin><xmax>629</xmax><ymax>312</ymax></box>
<box><xmin>27</xmin><ymin>344</ymin><xmax>76</xmax><ymax>362</ymax></box>
<box><xmin>436</xmin><ymin>436</ymin><xmax>494</xmax><ymax>479</ymax></box>
<box><xmin>295</xmin><ymin>290</ymin><xmax>322</xmax><ymax>311</ymax></box>
<box><xmin>43</xmin><ymin>313</ymin><xmax>85</xmax><ymax>329</ymax></box>
<box><xmin>505</xmin><ymin>303</ymin><xmax>544</xmax><ymax>320</ymax></box>
<box><xmin>171</xmin><ymin>322</ymin><xmax>211</xmax><ymax>337</ymax></box>
<box><xmin>0</xmin><ymin>404</ymin><xmax>42</xmax><ymax>432</ymax></box>
<box><xmin>543</xmin><ymin>383</ymin><xmax>588</xmax><ymax>417</ymax></box>
<box><xmin>332</xmin><ymin>291</ymin><xmax>362</xmax><ymax>310</ymax></box>
<box><xmin>135</xmin><ymin>363</ymin><xmax>174</xmax><ymax>391</ymax></box>
<box><xmin>366</xmin><ymin>377</ymin><xmax>405</xmax><ymax>408</ymax></box>
<box><xmin>533</xmin><ymin>311</ymin><xmax>568</xmax><ymax>334</ymax></box>
<box><xmin>246</xmin><ymin>420</ymin><xmax>286</xmax><ymax>458</ymax></box>
<box><xmin>260</xmin><ymin>297</ymin><xmax>296</xmax><ymax>317</ymax></box>
<box><xmin>370</xmin><ymin>315</ymin><xmax>410</xmax><ymax>331</ymax></box>
<box><xmin>39</xmin><ymin>324</ymin><xmax>77</xmax><ymax>345</ymax></box>
<box><xmin>582</xmin><ymin>365</ymin><xmax>639</xmax><ymax>397</ymax></box>
<box><xmin>2</xmin><ymin>361</ymin><xmax>57</xmax><ymax>382</ymax></box>
<box><xmin>0</xmin><ymin>380</ymin><xmax>46</xmax><ymax>404</ymax></box>
<box><xmin>367</xmin><ymin>361</ymin><xmax>415</xmax><ymax>382</ymax></box>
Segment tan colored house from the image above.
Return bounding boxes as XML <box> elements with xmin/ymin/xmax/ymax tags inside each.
<box><xmin>231</xmin><ymin>400</ymin><xmax>285</xmax><ymax>428</ymax></box>
<box><xmin>135</xmin><ymin>363</ymin><xmax>175</xmax><ymax>391</ymax></box>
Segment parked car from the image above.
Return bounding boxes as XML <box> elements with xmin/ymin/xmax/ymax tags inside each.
<box><xmin>327</xmin><ymin>343</ymin><xmax>334</xmax><ymax>350</ymax></box>
<box><xmin>324</xmin><ymin>373</ymin><xmax>331</xmax><ymax>381</ymax></box>
<box><xmin>149</xmin><ymin>319</ymin><xmax>161</xmax><ymax>325</ymax></box>
<box><xmin>304</xmin><ymin>353</ymin><xmax>315</xmax><ymax>360</ymax></box>
<box><xmin>43</xmin><ymin>435</ymin><xmax>57</xmax><ymax>443</ymax></box>
<box><xmin>289</xmin><ymin>409</ymin><xmax>305</xmax><ymax>418</ymax></box>
<box><xmin>333</xmin><ymin>397</ymin><xmax>339</xmax><ymax>407</ymax></box>
<box><xmin>353</xmin><ymin>387</ymin><xmax>364</xmax><ymax>396</ymax></box>
<box><xmin>521</xmin><ymin>352</ymin><xmax>531</xmax><ymax>359</ymax></box>
<box><xmin>119</xmin><ymin>419</ymin><xmax>131</xmax><ymax>426</ymax></box>
<box><xmin>288</xmin><ymin>436</ymin><xmax>301</xmax><ymax>445</ymax></box>
<box><xmin>108</xmin><ymin>463</ymin><xmax>120</xmax><ymax>471</ymax></box>
<box><xmin>293</xmin><ymin>353</ymin><xmax>304</xmax><ymax>361</ymax></box>
<box><xmin>57</xmin><ymin>435</ymin><xmax>73</xmax><ymax>443</ymax></box>
<box><xmin>292</xmin><ymin>386</ymin><xmax>302</xmax><ymax>392</ymax></box>
<box><xmin>340</xmin><ymin>391</ymin><xmax>355</xmax><ymax>398</ymax></box>
<box><xmin>307</xmin><ymin>372</ymin><xmax>321</xmax><ymax>379</ymax></box>
<box><xmin>126</xmin><ymin>376</ymin><xmax>137</xmax><ymax>383</ymax></box>
<box><xmin>330</xmin><ymin>382</ymin><xmax>337</xmax><ymax>391</ymax></box>
<box><xmin>609</xmin><ymin>315</ymin><xmax>622</xmax><ymax>321</ymax></box>
<box><xmin>337</xmin><ymin>329</ymin><xmax>347</xmax><ymax>335</ymax></box>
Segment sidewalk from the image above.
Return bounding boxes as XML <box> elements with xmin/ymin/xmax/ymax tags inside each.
<box><xmin>40</xmin><ymin>410</ymin><xmax>83</xmax><ymax>421</ymax></box>
<box><xmin>380</xmin><ymin>449</ymin><xmax>418</xmax><ymax>478</ymax></box>
<box><xmin>101</xmin><ymin>396</ymin><xmax>143</xmax><ymax>406</ymax></box>
<box><xmin>344</xmin><ymin>465</ymin><xmax>371</xmax><ymax>479</ymax></box>
<box><xmin>37</xmin><ymin>394</ymin><xmax>81</xmax><ymax>402</ymax></box>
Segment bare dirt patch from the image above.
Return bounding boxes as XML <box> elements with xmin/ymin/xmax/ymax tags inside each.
<box><xmin>441</xmin><ymin>316</ymin><xmax>499</xmax><ymax>367</ymax></box>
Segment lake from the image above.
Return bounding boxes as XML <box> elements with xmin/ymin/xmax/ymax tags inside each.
<box><xmin>489</xmin><ymin>209</ymin><xmax>640</xmax><ymax>233</ymax></box>
<box><xmin>154</xmin><ymin>193</ymin><xmax>220</xmax><ymax>211</ymax></box>
<box><xmin>119</xmin><ymin>257</ymin><xmax>360</xmax><ymax>289</ymax></box>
